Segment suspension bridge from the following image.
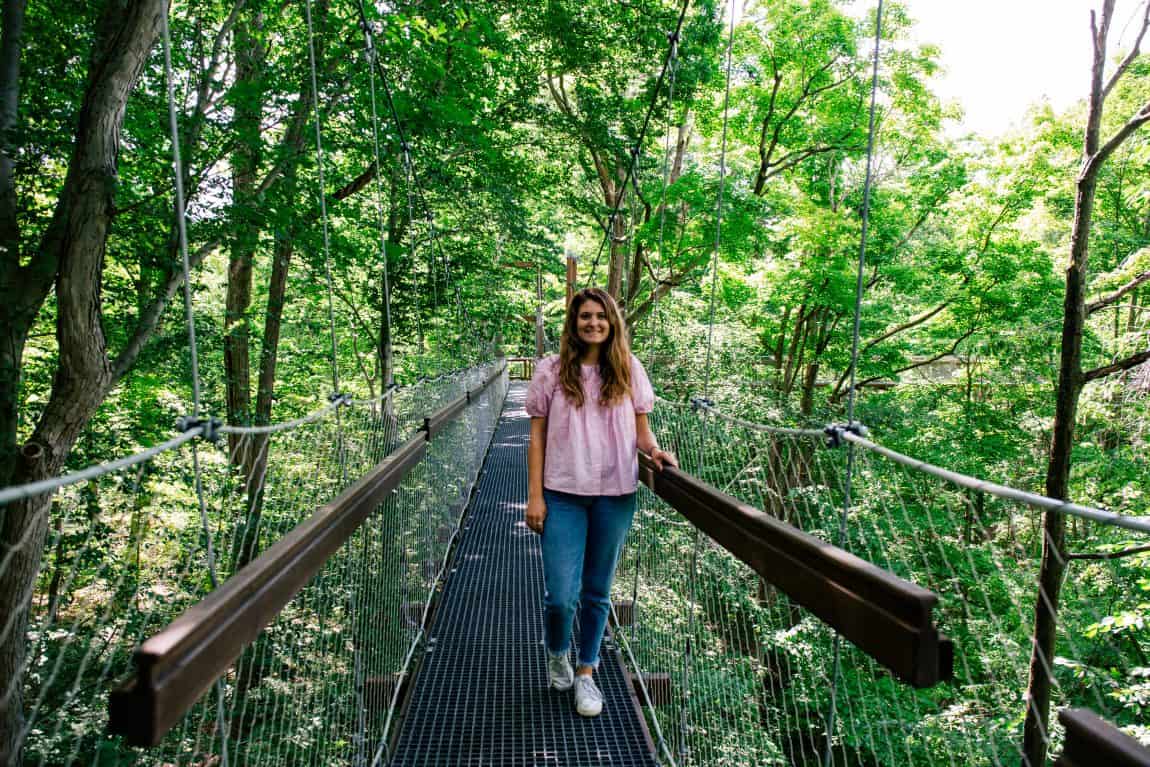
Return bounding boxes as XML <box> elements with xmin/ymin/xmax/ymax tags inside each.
<box><xmin>3</xmin><ymin>0</ymin><xmax>1150</xmax><ymax>764</ymax></box>
<box><xmin>3</xmin><ymin>356</ymin><xmax>1149</xmax><ymax>766</ymax></box>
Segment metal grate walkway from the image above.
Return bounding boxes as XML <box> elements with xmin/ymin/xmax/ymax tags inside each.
<box><xmin>388</xmin><ymin>383</ymin><xmax>658</xmax><ymax>766</ymax></box>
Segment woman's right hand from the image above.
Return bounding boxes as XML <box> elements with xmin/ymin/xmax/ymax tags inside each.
<box><xmin>526</xmin><ymin>496</ymin><xmax>547</xmax><ymax>534</ymax></box>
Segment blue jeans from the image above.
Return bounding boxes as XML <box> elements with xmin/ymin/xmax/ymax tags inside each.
<box><xmin>541</xmin><ymin>489</ymin><xmax>637</xmax><ymax>670</ymax></box>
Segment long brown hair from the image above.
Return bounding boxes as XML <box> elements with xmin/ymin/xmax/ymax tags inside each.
<box><xmin>558</xmin><ymin>287</ymin><xmax>632</xmax><ymax>407</ymax></box>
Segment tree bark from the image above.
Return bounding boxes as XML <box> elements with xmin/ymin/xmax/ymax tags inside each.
<box><xmin>0</xmin><ymin>0</ymin><xmax>26</xmax><ymax>251</ymax></box>
<box><xmin>224</xmin><ymin>0</ymin><xmax>265</xmax><ymax>465</ymax></box>
<box><xmin>0</xmin><ymin>1</ymin><xmax>164</xmax><ymax>762</ymax></box>
<box><xmin>0</xmin><ymin>0</ymin><xmax>51</xmax><ymax>487</ymax></box>
<box><xmin>605</xmin><ymin>181</ymin><xmax>626</xmax><ymax>300</ymax></box>
<box><xmin>1022</xmin><ymin>4</ymin><xmax>1140</xmax><ymax>764</ymax></box>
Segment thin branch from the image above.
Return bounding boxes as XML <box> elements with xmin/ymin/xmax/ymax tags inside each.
<box><xmin>1086</xmin><ymin>99</ymin><xmax>1150</xmax><ymax>177</ymax></box>
<box><xmin>1083</xmin><ymin>348</ymin><xmax>1150</xmax><ymax>381</ymax></box>
<box><xmin>332</xmin><ymin>161</ymin><xmax>377</xmax><ymax>202</ymax></box>
<box><xmin>1086</xmin><ymin>269</ymin><xmax>1150</xmax><ymax>313</ymax></box>
<box><xmin>762</xmin><ymin>140</ymin><xmax>859</xmax><ymax>183</ymax></box>
<box><xmin>843</xmin><ymin>327</ymin><xmax>977</xmax><ymax>398</ymax></box>
<box><xmin>862</xmin><ymin>301</ymin><xmax>949</xmax><ymax>353</ymax></box>
<box><xmin>1091</xmin><ymin>303</ymin><xmax>1146</xmax><ymax>313</ymax></box>
<box><xmin>1101</xmin><ymin>1</ymin><xmax>1150</xmax><ymax>99</ymax></box>
<box><xmin>1067</xmin><ymin>544</ymin><xmax>1150</xmax><ymax>561</ymax></box>
<box><xmin>980</xmin><ymin>200</ymin><xmax>1016</xmax><ymax>256</ymax></box>
<box><xmin>111</xmin><ymin>238</ymin><xmax>222</xmax><ymax>381</ymax></box>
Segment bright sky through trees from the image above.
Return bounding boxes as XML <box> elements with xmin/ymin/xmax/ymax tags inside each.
<box><xmin>901</xmin><ymin>0</ymin><xmax>1147</xmax><ymax>136</ymax></box>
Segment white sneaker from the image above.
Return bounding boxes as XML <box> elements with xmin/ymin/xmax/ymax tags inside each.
<box><xmin>548</xmin><ymin>651</ymin><xmax>574</xmax><ymax>691</ymax></box>
<box><xmin>574</xmin><ymin>674</ymin><xmax>603</xmax><ymax>717</ymax></box>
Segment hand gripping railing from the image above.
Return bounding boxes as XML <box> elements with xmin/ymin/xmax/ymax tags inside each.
<box><xmin>108</xmin><ymin>363</ymin><xmax>506</xmax><ymax>747</ymax></box>
<box><xmin>1054</xmin><ymin>709</ymin><xmax>1150</xmax><ymax>767</ymax></box>
<box><xmin>638</xmin><ymin>452</ymin><xmax>953</xmax><ymax>688</ymax></box>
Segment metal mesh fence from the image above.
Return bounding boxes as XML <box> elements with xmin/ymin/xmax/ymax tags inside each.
<box><xmin>3</xmin><ymin>362</ymin><xmax>506</xmax><ymax>766</ymax></box>
<box><xmin>388</xmin><ymin>384</ymin><xmax>656</xmax><ymax>767</ymax></box>
<box><xmin>614</xmin><ymin>399</ymin><xmax>1149</xmax><ymax>766</ymax></box>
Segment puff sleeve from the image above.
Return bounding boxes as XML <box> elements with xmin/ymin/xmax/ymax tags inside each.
<box><xmin>525</xmin><ymin>356</ymin><xmax>557</xmax><ymax>418</ymax></box>
<box><xmin>631</xmin><ymin>355</ymin><xmax>655</xmax><ymax>414</ymax></box>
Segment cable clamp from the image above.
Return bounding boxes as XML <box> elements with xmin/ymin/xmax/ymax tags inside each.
<box><xmin>689</xmin><ymin>396</ymin><xmax>714</xmax><ymax>412</ymax></box>
<box><xmin>329</xmin><ymin>392</ymin><xmax>353</xmax><ymax>407</ymax></box>
<box><xmin>177</xmin><ymin>416</ymin><xmax>222</xmax><ymax>443</ymax></box>
<box><xmin>667</xmin><ymin>30</ymin><xmax>680</xmax><ymax>44</ymax></box>
<box><xmin>630</xmin><ymin>145</ymin><xmax>641</xmax><ymax>159</ymax></box>
<box><xmin>823</xmin><ymin>421</ymin><xmax>869</xmax><ymax>448</ymax></box>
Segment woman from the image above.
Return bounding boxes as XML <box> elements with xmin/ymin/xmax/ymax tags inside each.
<box><xmin>525</xmin><ymin>287</ymin><xmax>677</xmax><ymax>718</ymax></box>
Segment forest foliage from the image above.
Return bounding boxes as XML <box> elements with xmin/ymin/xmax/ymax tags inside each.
<box><xmin>1</xmin><ymin>0</ymin><xmax>1149</xmax><ymax>763</ymax></box>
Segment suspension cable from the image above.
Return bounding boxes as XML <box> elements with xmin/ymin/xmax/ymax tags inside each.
<box><xmin>701</xmin><ymin>0</ymin><xmax>736</xmax><ymax>400</ymax></box>
<box><xmin>652</xmin><ymin>35</ymin><xmax>681</xmax><ymax>328</ymax></box>
<box><xmin>160</xmin><ymin>2</ymin><xmax>216</xmax><ymax>591</ymax></box>
<box><xmin>352</xmin><ymin>3</ymin><xmax>476</xmax><ymax>354</ymax></box>
<box><xmin>584</xmin><ymin>0</ymin><xmax>691</xmax><ymax>287</ymax></box>
<box><xmin>824</xmin><ymin>4</ymin><xmax>885</xmax><ymax>765</ymax></box>
<box><xmin>159</xmin><ymin>9</ymin><xmax>230</xmax><ymax>763</ymax></box>
<box><xmin>679</xmin><ymin>11</ymin><xmax>736</xmax><ymax>759</ymax></box>
<box><xmin>360</xmin><ymin>15</ymin><xmax>396</xmax><ymax>388</ymax></box>
<box><xmin>303</xmin><ymin>0</ymin><xmax>343</xmax><ymax>397</ymax></box>
<box><xmin>0</xmin><ymin>359</ymin><xmax>491</xmax><ymax>507</ymax></box>
<box><xmin>303</xmin><ymin>0</ymin><xmax>348</xmax><ymax>488</ymax></box>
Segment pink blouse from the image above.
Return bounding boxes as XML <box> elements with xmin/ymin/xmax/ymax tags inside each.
<box><xmin>525</xmin><ymin>354</ymin><xmax>655</xmax><ymax>496</ymax></box>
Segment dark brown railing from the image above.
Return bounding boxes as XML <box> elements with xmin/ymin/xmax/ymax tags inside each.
<box><xmin>638</xmin><ymin>452</ymin><xmax>953</xmax><ymax>688</ymax></box>
<box><xmin>109</xmin><ymin>363</ymin><xmax>506</xmax><ymax>747</ymax></box>
<box><xmin>1054</xmin><ymin>708</ymin><xmax>1150</xmax><ymax>767</ymax></box>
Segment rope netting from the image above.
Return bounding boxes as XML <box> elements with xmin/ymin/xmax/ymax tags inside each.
<box><xmin>3</xmin><ymin>362</ymin><xmax>506</xmax><ymax>766</ymax></box>
<box><xmin>612</xmin><ymin>397</ymin><xmax>1149</xmax><ymax>767</ymax></box>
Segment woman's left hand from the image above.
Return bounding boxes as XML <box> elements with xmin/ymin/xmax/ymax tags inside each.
<box><xmin>650</xmin><ymin>447</ymin><xmax>678</xmax><ymax>471</ymax></box>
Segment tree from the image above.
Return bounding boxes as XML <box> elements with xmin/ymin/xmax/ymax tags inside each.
<box><xmin>0</xmin><ymin>0</ymin><xmax>251</xmax><ymax>757</ymax></box>
<box><xmin>1023</xmin><ymin>3</ymin><xmax>1150</xmax><ymax>765</ymax></box>
<box><xmin>0</xmin><ymin>1</ymin><xmax>168</xmax><ymax>759</ymax></box>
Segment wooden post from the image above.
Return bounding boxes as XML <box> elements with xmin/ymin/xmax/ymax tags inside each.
<box><xmin>565</xmin><ymin>250</ymin><xmax>578</xmax><ymax>307</ymax></box>
<box><xmin>535</xmin><ymin>266</ymin><xmax>545</xmax><ymax>358</ymax></box>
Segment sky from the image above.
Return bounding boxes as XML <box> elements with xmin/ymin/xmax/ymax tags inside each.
<box><xmin>898</xmin><ymin>0</ymin><xmax>1147</xmax><ymax>137</ymax></box>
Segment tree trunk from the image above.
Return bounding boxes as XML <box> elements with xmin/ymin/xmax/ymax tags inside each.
<box><xmin>1022</xmin><ymin>5</ymin><xmax>1117</xmax><ymax>764</ymax></box>
<box><xmin>535</xmin><ymin>267</ymin><xmax>545</xmax><ymax>357</ymax></box>
<box><xmin>606</xmin><ymin>185</ymin><xmax>626</xmax><ymax>299</ymax></box>
<box><xmin>0</xmin><ymin>316</ymin><xmax>33</xmax><ymax>485</ymax></box>
<box><xmin>800</xmin><ymin>360</ymin><xmax>819</xmax><ymax>416</ymax></box>
<box><xmin>224</xmin><ymin>0</ymin><xmax>266</xmax><ymax>465</ymax></box>
<box><xmin>0</xmin><ymin>0</ymin><xmax>27</xmax><ymax>253</ymax></box>
<box><xmin>384</xmin><ymin>167</ymin><xmax>408</xmax><ymax>368</ymax></box>
<box><xmin>227</xmin><ymin>226</ymin><xmax>292</xmax><ymax>739</ymax></box>
<box><xmin>0</xmin><ymin>0</ymin><xmax>52</xmax><ymax>487</ymax></box>
<box><xmin>1021</xmin><ymin>186</ymin><xmax>1090</xmax><ymax>765</ymax></box>
<box><xmin>378</xmin><ymin>258</ymin><xmax>393</xmax><ymax>389</ymax></box>
<box><xmin>0</xmin><ymin>1</ymin><xmax>164</xmax><ymax>760</ymax></box>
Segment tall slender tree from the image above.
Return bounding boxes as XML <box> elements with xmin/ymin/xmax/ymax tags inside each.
<box><xmin>1023</xmin><ymin>3</ymin><xmax>1150</xmax><ymax>765</ymax></box>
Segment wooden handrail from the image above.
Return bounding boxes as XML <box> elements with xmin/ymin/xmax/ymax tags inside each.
<box><xmin>109</xmin><ymin>363</ymin><xmax>506</xmax><ymax>747</ymax></box>
<box><xmin>1055</xmin><ymin>709</ymin><xmax>1150</xmax><ymax>767</ymax></box>
<box><xmin>505</xmin><ymin>356</ymin><xmax>536</xmax><ymax>380</ymax></box>
<box><xmin>472</xmin><ymin>362</ymin><xmax>507</xmax><ymax>397</ymax></box>
<box><xmin>425</xmin><ymin>394</ymin><xmax>468</xmax><ymax>438</ymax></box>
<box><xmin>639</xmin><ymin>452</ymin><xmax>953</xmax><ymax>688</ymax></box>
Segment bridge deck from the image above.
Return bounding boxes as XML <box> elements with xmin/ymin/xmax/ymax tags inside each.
<box><xmin>388</xmin><ymin>383</ymin><xmax>657</xmax><ymax>766</ymax></box>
